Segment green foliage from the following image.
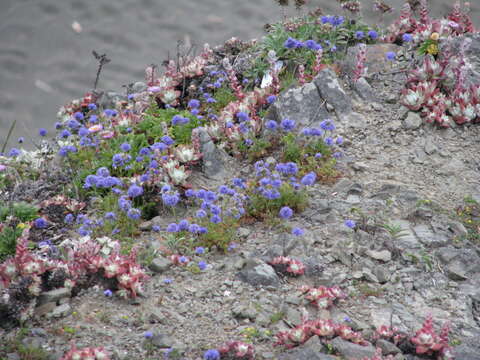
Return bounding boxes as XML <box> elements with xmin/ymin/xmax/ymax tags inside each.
<box><xmin>456</xmin><ymin>197</ymin><xmax>480</xmax><ymax>244</ymax></box>
<box><xmin>381</xmin><ymin>222</ymin><xmax>409</xmax><ymax>240</ymax></box>
<box><xmin>281</xmin><ymin>133</ymin><xmax>302</xmax><ymax>163</ymax></box>
<box><xmin>0</xmin><ymin>202</ymin><xmax>39</xmax><ymax>222</ymax></box>
<box><xmin>0</xmin><ymin>227</ymin><xmax>23</xmax><ymax>261</ymax></box>
<box><xmin>248</xmin><ymin>182</ymin><xmax>308</xmax><ymax>219</ymax></box>
<box><xmin>198</xmin><ymin>217</ymin><xmax>238</xmax><ymax>251</ymax></box>
<box><xmin>211</xmin><ymin>86</ymin><xmax>237</xmax><ymax>111</ymax></box>
<box><xmin>237</xmin><ymin>138</ymin><xmax>273</xmax><ymax>162</ymax></box>
<box><xmin>0</xmin><ymin>202</ymin><xmax>39</xmax><ymax>261</ymax></box>
<box><xmin>244</xmin><ymin>14</ymin><xmax>379</xmax><ymax>81</ymax></box>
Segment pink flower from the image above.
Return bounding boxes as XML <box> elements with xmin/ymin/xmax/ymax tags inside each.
<box><xmin>88</xmin><ymin>124</ymin><xmax>103</xmax><ymax>133</ymax></box>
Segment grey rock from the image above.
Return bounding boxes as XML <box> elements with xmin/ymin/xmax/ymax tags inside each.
<box><xmin>48</xmin><ymin>303</ymin><xmax>71</xmax><ymax>318</ymax></box>
<box><xmin>403</xmin><ymin>112</ymin><xmax>422</xmax><ymax>129</ymax></box>
<box><xmin>37</xmin><ymin>288</ymin><xmax>71</xmax><ymax>305</ymax></box>
<box><xmin>34</xmin><ymin>302</ymin><xmax>57</xmax><ymax>317</ymax></box>
<box><xmin>376</xmin><ymin>339</ymin><xmax>401</xmax><ymax>355</ymax></box>
<box><xmin>21</xmin><ymin>336</ymin><xmax>46</xmax><ymax>349</ymax></box>
<box><xmin>267</xmin><ymin>81</ymin><xmax>329</xmax><ymax>129</ymax></box>
<box><xmin>436</xmin><ymin>247</ymin><xmax>480</xmax><ymax>281</ymax></box>
<box><xmin>237</xmin><ymin>259</ymin><xmax>280</xmax><ymax>287</ymax></box>
<box><xmin>278</xmin><ymin>336</ymin><xmax>334</xmax><ymax>360</ymax></box>
<box><xmin>150</xmin><ymin>333</ymin><xmax>175</xmax><ymax>348</ymax></box>
<box><xmin>424</xmin><ymin>137</ymin><xmax>437</xmax><ymax>155</ymax></box>
<box><xmin>149</xmin><ymin>257</ymin><xmax>172</xmax><ymax>274</ymax></box>
<box><xmin>237</xmin><ymin>227</ymin><xmax>251</xmax><ymax>238</ymax></box>
<box><xmin>437</xmin><ymin>158</ymin><xmax>465</xmax><ymax>176</ymax></box>
<box><xmin>314</xmin><ymin>69</ymin><xmax>352</xmax><ymax>114</ymax></box>
<box><xmin>99</xmin><ymin>91</ymin><xmax>126</xmax><ymax>109</ymax></box>
<box><xmin>284</xmin><ymin>307</ymin><xmax>302</xmax><ymax>326</ymax></box>
<box><xmin>340</xmin><ymin>111</ymin><xmax>368</xmax><ymax>128</ymax></box>
<box><xmin>353</xmin><ymin>77</ymin><xmax>376</xmax><ymax>101</ymax></box>
<box><xmin>413</xmin><ymin>224</ymin><xmax>447</xmax><ymax>247</ymax></box>
<box><xmin>132</xmin><ymin>81</ymin><xmax>147</xmax><ymax>93</ymax></box>
<box><xmin>198</xmin><ymin>128</ymin><xmax>230</xmax><ymax>179</ymax></box>
<box><xmin>232</xmin><ymin>304</ymin><xmax>257</xmax><ymax>321</ymax></box>
<box><xmin>331</xmin><ymin>337</ymin><xmax>376</xmax><ymax>359</ymax></box>
<box><xmin>366</xmin><ymin>249</ymin><xmax>392</xmax><ymax>262</ymax></box>
<box><xmin>374</xmin><ymin>266</ymin><xmax>391</xmax><ymax>284</ymax></box>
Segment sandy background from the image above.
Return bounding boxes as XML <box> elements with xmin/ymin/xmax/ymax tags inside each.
<box><xmin>0</xmin><ymin>0</ymin><xmax>479</xmax><ymax>147</ymax></box>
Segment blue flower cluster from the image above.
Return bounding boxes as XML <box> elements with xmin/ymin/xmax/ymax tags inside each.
<box><xmin>83</xmin><ymin>167</ymin><xmax>123</xmax><ymax>190</ymax></box>
<box><xmin>284</xmin><ymin>37</ymin><xmax>322</xmax><ymax>51</ymax></box>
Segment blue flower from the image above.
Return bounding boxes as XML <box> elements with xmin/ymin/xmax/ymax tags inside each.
<box><xmin>89</xmin><ymin>115</ymin><xmax>98</xmax><ymax>123</ymax></box>
<box><xmin>163</xmin><ymin>278</ymin><xmax>173</xmax><ymax>284</ymax></box>
<box><xmin>368</xmin><ymin>30</ymin><xmax>378</xmax><ymax>40</ymax></box>
<box><xmin>105</xmin><ymin>212</ymin><xmax>117</xmax><ymax>221</ymax></box>
<box><xmin>179</xmin><ymin>256</ymin><xmax>188</xmax><ymax>264</ymax></box>
<box><xmin>236</xmin><ymin>111</ymin><xmax>249</xmax><ymax>122</ymax></box>
<box><xmin>67</xmin><ymin>118</ymin><xmax>81</xmax><ymax>129</ymax></box>
<box><xmin>267</xmin><ymin>95</ymin><xmax>276</xmax><ymax>104</ymax></box>
<box><xmin>128</xmin><ymin>184</ymin><xmax>143</xmax><ymax>198</ymax></box>
<box><xmin>336</xmin><ymin>136</ymin><xmax>343</xmax><ymax>145</ymax></box>
<box><xmin>203</xmin><ymin>349</ymin><xmax>220</xmax><ymax>360</ymax></box>
<box><xmin>196</xmin><ymin>209</ymin><xmax>207</xmax><ymax>218</ymax></box>
<box><xmin>284</xmin><ymin>37</ymin><xmax>298</xmax><ymax>49</ymax></box>
<box><xmin>104</xmin><ymin>289</ymin><xmax>113</xmax><ymax>297</ymax></box>
<box><xmin>188</xmin><ymin>99</ymin><xmax>200</xmax><ymax>108</ymax></box>
<box><xmin>265</xmin><ymin>120</ymin><xmax>278</xmax><ymax>131</ymax></box>
<box><xmin>195</xmin><ymin>247</ymin><xmax>205</xmax><ymax>255</ymax></box>
<box><xmin>320</xmin><ymin>119</ymin><xmax>335</xmax><ymax>131</ymax></box>
<box><xmin>60</xmin><ymin>129</ymin><xmax>71</xmax><ymax>138</ymax></box>
<box><xmin>292</xmin><ymin>227</ymin><xmax>305</xmax><ymax>236</ymax></box>
<box><xmin>78</xmin><ymin>127</ymin><xmax>89</xmax><ymax>137</ymax></box>
<box><xmin>198</xmin><ymin>261</ymin><xmax>207</xmax><ymax>271</ymax></box>
<box><xmin>301</xmin><ymin>172</ymin><xmax>316</xmax><ymax>186</ymax></box>
<box><xmin>355</xmin><ymin>31</ymin><xmax>365</xmax><ymax>39</ymax></box>
<box><xmin>120</xmin><ymin>143</ymin><xmax>131</xmax><ymax>152</ymax></box>
<box><xmin>17</xmin><ymin>137</ymin><xmax>24</xmax><ymax>143</ymax></box>
<box><xmin>172</xmin><ymin>115</ymin><xmax>184</xmax><ymax>126</ymax></box>
<box><xmin>152</xmin><ymin>142</ymin><xmax>168</xmax><ymax>152</ymax></box>
<box><xmin>64</xmin><ymin>214</ymin><xmax>74</xmax><ymax>224</ymax></box>
<box><xmin>325</xmin><ymin>137</ymin><xmax>334</xmax><ymax>146</ymax></box>
<box><xmin>144</xmin><ymin>331</ymin><xmax>154</xmax><ymax>339</ymax></box>
<box><xmin>152</xmin><ymin>225</ymin><xmax>161</xmax><ymax>232</ymax></box>
<box><xmin>139</xmin><ymin>147</ymin><xmax>151</xmax><ymax>156</ymax></box>
<box><xmin>179</xmin><ymin>219</ymin><xmax>190</xmax><ymax>231</ymax></box>
<box><xmin>39</xmin><ymin>128</ymin><xmax>47</xmax><ymax>136</ymax></box>
<box><xmin>103</xmin><ymin>109</ymin><xmax>115</xmax><ymax>117</ymax></box>
<box><xmin>162</xmin><ymin>193</ymin><xmax>179</xmax><ymax>207</ymax></box>
<box><xmin>210</xmin><ymin>215</ymin><xmax>222</xmax><ymax>224</ymax></box>
<box><xmin>280</xmin><ymin>118</ymin><xmax>296</xmax><ymax>132</ymax></box>
<box><xmin>8</xmin><ymin>148</ymin><xmax>21</xmax><ymax>157</ymax></box>
<box><xmin>333</xmin><ymin>151</ymin><xmax>343</xmax><ymax>158</ymax></box>
<box><xmin>167</xmin><ymin>223</ymin><xmax>179</xmax><ymax>232</ymax></box>
<box><xmin>88</xmin><ymin>103</ymin><xmax>97</xmax><ymax>110</ymax></box>
<box><xmin>305</xmin><ymin>39</ymin><xmax>321</xmax><ymax>50</ymax></box>
<box><xmin>185</xmin><ymin>189</ymin><xmax>195</xmax><ymax>197</ymax></box>
<box><xmin>345</xmin><ymin>219</ymin><xmax>356</xmax><ymax>229</ymax></box>
<box><xmin>74</xmin><ymin>112</ymin><xmax>84</xmax><ymax>121</ymax></box>
<box><xmin>402</xmin><ymin>33</ymin><xmax>413</xmax><ymax>42</ymax></box>
<box><xmin>127</xmin><ymin>208</ymin><xmax>141</xmax><ymax>220</ymax></box>
<box><xmin>385</xmin><ymin>51</ymin><xmax>396</xmax><ymax>61</ymax></box>
<box><xmin>161</xmin><ymin>136</ymin><xmax>175</xmax><ymax>146</ymax></box>
<box><xmin>34</xmin><ymin>218</ymin><xmax>48</xmax><ymax>229</ymax></box>
<box><xmin>279</xmin><ymin>206</ymin><xmax>293</xmax><ymax>219</ymax></box>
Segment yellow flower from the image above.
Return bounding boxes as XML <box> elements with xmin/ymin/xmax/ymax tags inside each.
<box><xmin>430</xmin><ymin>32</ymin><xmax>440</xmax><ymax>41</ymax></box>
<box><xmin>17</xmin><ymin>223</ymin><xmax>26</xmax><ymax>229</ymax></box>
<box><xmin>427</xmin><ymin>43</ymin><xmax>438</xmax><ymax>55</ymax></box>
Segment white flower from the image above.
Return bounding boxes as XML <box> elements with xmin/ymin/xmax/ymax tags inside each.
<box><xmin>174</xmin><ymin>145</ymin><xmax>197</xmax><ymax>163</ymax></box>
<box><xmin>464</xmin><ymin>104</ymin><xmax>476</xmax><ymax>120</ymax></box>
<box><xmin>168</xmin><ymin>166</ymin><xmax>189</xmax><ymax>184</ymax></box>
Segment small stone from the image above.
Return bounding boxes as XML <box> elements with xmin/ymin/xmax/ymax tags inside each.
<box><xmin>34</xmin><ymin>302</ymin><xmax>57</xmax><ymax>317</ymax></box>
<box><xmin>376</xmin><ymin>339</ymin><xmax>401</xmax><ymax>355</ymax></box>
<box><xmin>237</xmin><ymin>260</ymin><xmax>280</xmax><ymax>287</ymax></box>
<box><xmin>37</xmin><ymin>288</ymin><xmax>71</xmax><ymax>305</ymax></box>
<box><xmin>331</xmin><ymin>337</ymin><xmax>376</xmax><ymax>359</ymax></box>
<box><xmin>149</xmin><ymin>257</ymin><xmax>172</xmax><ymax>274</ymax></box>
<box><xmin>365</xmin><ymin>249</ymin><xmax>392</xmax><ymax>262</ymax></box>
<box><xmin>403</xmin><ymin>112</ymin><xmax>422</xmax><ymax>129</ymax></box>
<box><xmin>49</xmin><ymin>303</ymin><xmax>71</xmax><ymax>318</ymax></box>
<box><xmin>237</xmin><ymin>227</ymin><xmax>251</xmax><ymax>238</ymax></box>
<box><xmin>150</xmin><ymin>333</ymin><xmax>175</xmax><ymax>348</ymax></box>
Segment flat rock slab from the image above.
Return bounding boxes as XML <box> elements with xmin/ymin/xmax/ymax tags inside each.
<box><xmin>331</xmin><ymin>337</ymin><xmax>376</xmax><ymax>359</ymax></box>
<box><xmin>236</xmin><ymin>260</ymin><xmax>280</xmax><ymax>287</ymax></box>
<box><xmin>314</xmin><ymin>68</ymin><xmax>352</xmax><ymax>114</ymax></box>
<box><xmin>267</xmin><ymin>81</ymin><xmax>330</xmax><ymax>129</ymax></box>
